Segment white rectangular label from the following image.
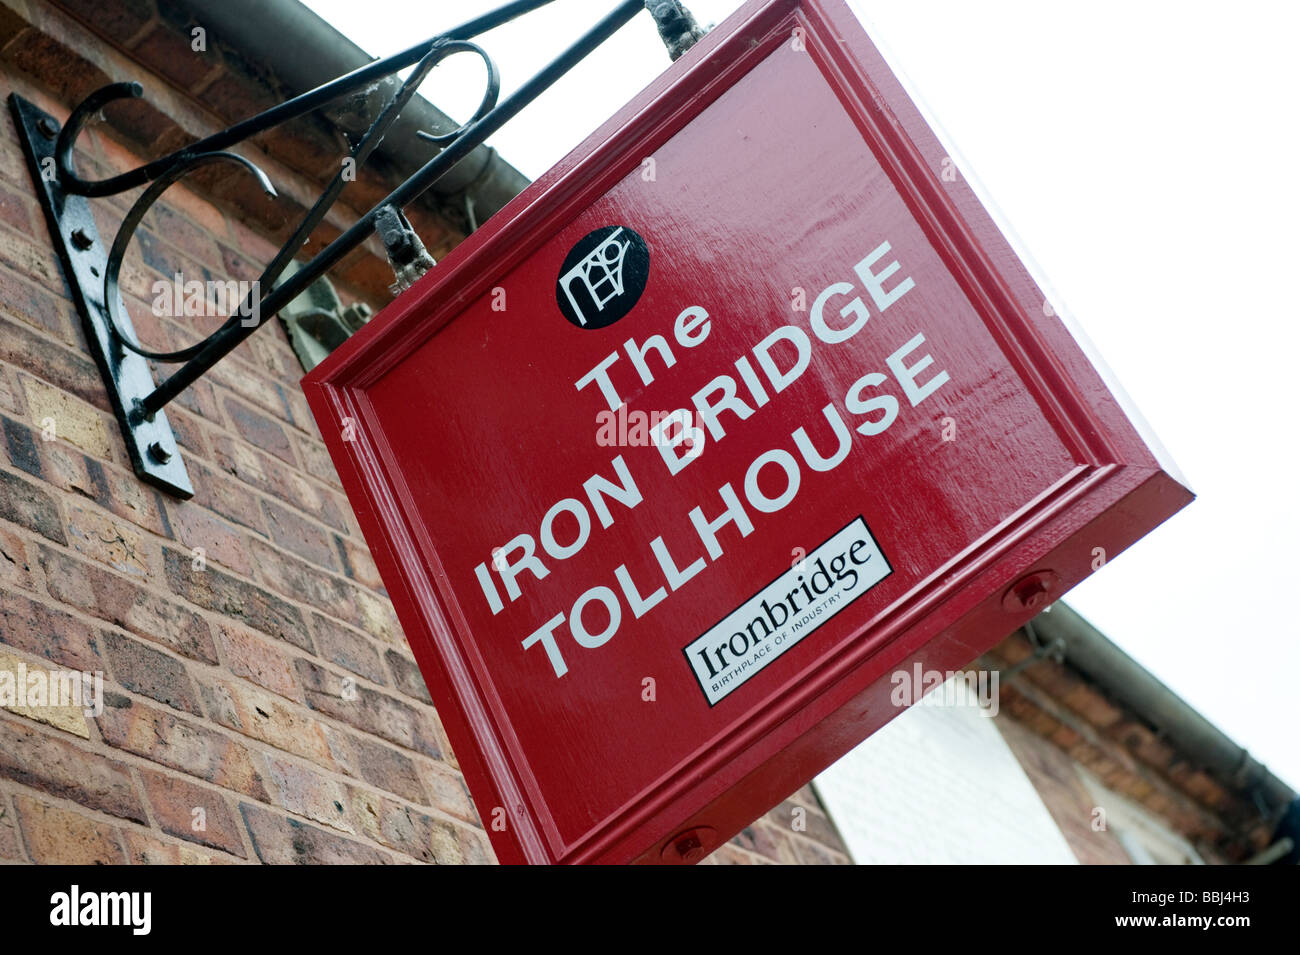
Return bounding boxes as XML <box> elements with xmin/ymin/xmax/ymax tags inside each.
<box><xmin>683</xmin><ymin>516</ymin><xmax>891</xmax><ymax>705</ymax></box>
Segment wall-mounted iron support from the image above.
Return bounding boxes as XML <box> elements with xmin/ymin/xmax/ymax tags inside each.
<box><xmin>9</xmin><ymin>0</ymin><xmax>700</xmax><ymax>498</ymax></box>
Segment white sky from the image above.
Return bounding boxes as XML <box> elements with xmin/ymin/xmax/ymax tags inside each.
<box><xmin>302</xmin><ymin>0</ymin><xmax>1300</xmax><ymax>789</ymax></box>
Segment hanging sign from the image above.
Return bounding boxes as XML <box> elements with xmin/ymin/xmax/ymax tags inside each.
<box><xmin>304</xmin><ymin>0</ymin><xmax>1192</xmax><ymax>864</ymax></box>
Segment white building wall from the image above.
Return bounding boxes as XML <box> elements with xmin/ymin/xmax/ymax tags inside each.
<box><xmin>814</xmin><ymin>676</ymin><xmax>1078</xmax><ymax>864</ymax></box>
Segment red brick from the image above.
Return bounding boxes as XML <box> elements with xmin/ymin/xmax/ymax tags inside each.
<box><xmin>164</xmin><ymin>499</ymin><xmax>252</xmax><ymax>576</ymax></box>
<box><xmin>188</xmin><ymin>458</ymin><xmax>267</xmax><ymax>534</ymax></box>
<box><xmin>262</xmin><ymin>498</ymin><xmax>338</xmax><ymax>571</ymax></box>
<box><xmin>295</xmin><ymin>659</ymin><xmax>439</xmax><ymax>759</ymax></box>
<box><xmin>0</xmin><ymin>177</ymin><xmax>33</xmax><ymax>233</ymax></box>
<box><xmin>325</xmin><ymin>728</ymin><xmax>427</xmax><ymax>806</ymax></box>
<box><xmin>0</xmin><ymin>362</ymin><xmax>26</xmax><ymax>417</ymax></box>
<box><xmin>162</xmin><ymin>546</ymin><xmax>309</xmax><ymax>650</ymax></box>
<box><xmin>88</xmin><ymin>464</ymin><xmax>169</xmax><ymax>542</ymax></box>
<box><xmin>52</xmin><ymin>0</ymin><xmax>155</xmax><ymax>47</ymax></box>
<box><xmin>127</xmin><ymin>302</ymin><xmax>187</xmax><ymax>362</ymax></box>
<box><xmin>1064</xmin><ymin>684</ymin><xmax>1125</xmax><ymax>728</ymax></box>
<box><xmin>0</xmin><ymin>587</ymin><xmax>103</xmax><ymax>672</ymax></box>
<box><xmin>0</xmin><ymin>524</ymin><xmax>32</xmax><ymax>591</ymax></box>
<box><xmin>293</xmin><ymin>433</ymin><xmax>342</xmax><ymax>489</ymax></box>
<box><xmin>201</xmin><ymin>53</ymin><xmax>281</xmax><ymax>121</ymax></box>
<box><xmin>227</xmin><ymin>218</ymin><xmax>281</xmax><ymax>266</ymax></box>
<box><xmin>197</xmin><ymin>677</ymin><xmax>334</xmax><ymax>766</ymax></box>
<box><xmin>101</xmin><ymin>631</ymin><xmax>201</xmax><ymax>715</ymax></box>
<box><xmin>0</xmin><ymin>212</ymin><xmax>68</xmax><ymax>290</ymax></box>
<box><xmin>258</xmin><ymin>116</ymin><xmax>348</xmax><ymax>185</ymax></box>
<box><xmin>0</xmin><ymin>718</ymin><xmax>147</xmax><ymax>822</ymax></box>
<box><xmin>218</xmin><ymin>241</ymin><xmax>262</xmax><ymax>285</ymax></box>
<box><xmin>97</xmin><ymin>693</ymin><xmax>270</xmax><ymax>800</ymax></box>
<box><xmin>707</xmin><ymin>844</ymin><xmax>765</xmax><ymax>865</ymax></box>
<box><xmin>337</xmin><ymin>251</ymin><xmax>399</xmax><ymax>305</ymax></box>
<box><xmin>214</xmin><ymin>623</ymin><xmax>300</xmax><ymax>702</ymax></box>
<box><xmin>309</xmin><ymin>612</ymin><xmax>386</xmax><ymax>685</ymax></box>
<box><xmin>731</xmin><ymin>821</ymin><xmax>800</xmax><ymax>864</ymax></box>
<box><xmin>239</xmin><ymin>802</ymin><xmax>391</xmax><ymax>864</ymax></box>
<box><xmin>0</xmin><ymin>792</ymin><xmax>22</xmax><ymax>860</ymax></box>
<box><xmin>121</xmin><ymin>829</ymin><xmax>241</xmax><ymax>865</ymax></box>
<box><xmin>350</xmin><ymin>792</ymin><xmax>484</xmax><ymax>864</ymax></box>
<box><xmin>112</xmin><ymin>298</ymin><xmax>171</xmax><ymax>361</ymax></box>
<box><xmin>0</xmin><ymin>132</ymin><xmax>28</xmax><ymax>192</ymax></box>
<box><xmin>458</xmin><ymin>824</ymin><xmax>495</xmax><ymax>865</ymax></box>
<box><xmin>4</xmin><ymin>417</ymin><xmax>170</xmax><ymax>537</ymax></box>
<box><xmin>208</xmin><ymin>359</ymin><xmax>298</xmax><ymax>429</ymax></box>
<box><xmin>281</xmin><ymin>386</ymin><xmax>315</xmax><ymax>435</ymax></box>
<box><xmin>137</xmin><ymin>767</ymin><xmax>247</xmax><ymax>857</ymax></box>
<box><xmin>208</xmin><ymin>432</ymin><xmax>348</xmax><ymax>532</ymax></box>
<box><xmin>0</xmin><ymin>315</ymin><xmax>108</xmax><ymax>412</ymax></box>
<box><xmin>4</xmin><ymin>414</ymin><xmax>48</xmax><ymax>479</ymax></box>
<box><xmin>250</xmin><ymin>537</ymin><xmax>398</xmax><ymax>640</ymax></box>
<box><xmin>157</xmin><ymin>180</ymin><xmax>230</xmax><ymax>245</ymax></box>
<box><xmin>0</xmin><ymin>467</ymin><xmax>65</xmax><ymax>544</ymax></box>
<box><xmin>0</xmin><ymin>260</ymin><xmax>73</xmax><ymax>343</ymax></box>
<box><xmin>789</xmin><ymin>835</ymin><xmax>851</xmax><ymax>865</ymax></box>
<box><xmin>421</xmin><ymin>765</ymin><xmax>478</xmax><ymax>826</ymax></box>
<box><xmin>264</xmin><ymin>755</ymin><xmax>353</xmax><ymax>834</ymax></box>
<box><xmin>1182</xmin><ymin>770</ymin><xmax>1232</xmax><ymax>811</ymax></box>
<box><xmin>335</xmin><ymin>532</ymin><xmax>383</xmax><ymax>591</ymax></box>
<box><xmin>250</xmin><ymin>333</ymin><xmax>298</xmax><ymax>382</ymax></box>
<box><xmin>170</xmin><ymin>370</ymin><xmax>222</xmax><ymax>423</ymax></box>
<box><xmin>385</xmin><ymin>649</ymin><xmax>432</xmax><ymax>705</ymax></box>
<box><xmin>3</xmin><ymin>415</ymin><xmax>47</xmax><ymax>485</ymax></box>
<box><xmin>40</xmin><ymin>545</ymin><xmax>218</xmax><ymax>664</ymax></box>
<box><xmin>14</xmin><ymin>795</ymin><xmax>125</xmax><ymax>864</ymax></box>
<box><xmin>224</xmin><ymin>397</ymin><xmax>295</xmax><ymax>465</ymax></box>
<box><xmin>99</xmin><ymin>462</ymin><xmax>172</xmax><ymax>536</ymax></box>
<box><xmin>771</xmin><ymin>798</ymin><xmax>842</xmax><ymax>849</ymax></box>
<box><xmin>135</xmin><ymin>224</ymin><xmax>201</xmax><ymax>284</ymax></box>
<box><xmin>131</xmin><ymin>21</ymin><xmax>223</xmax><ymax>96</ymax></box>
<box><xmin>64</xmin><ymin>498</ymin><xmax>155</xmax><ymax>577</ymax></box>
<box><xmin>164</xmin><ymin>405</ymin><xmax>207</xmax><ymax>457</ymax></box>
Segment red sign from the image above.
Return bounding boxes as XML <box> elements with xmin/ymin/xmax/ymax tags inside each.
<box><xmin>304</xmin><ymin>0</ymin><xmax>1191</xmax><ymax>864</ymax></box>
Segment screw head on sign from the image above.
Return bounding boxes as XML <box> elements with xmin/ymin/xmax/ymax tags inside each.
<box><xmin>1002</xmin><ymin>570</ymin><xmax>1061</xmax><ymax>613</ymax></box>
<box><xmin>70</xmin><ymin>228</ymin><xmax>93</xmax><ymax>250</ymax></box>
<box><xmin>38</xmin><ymin>117</ymin><xmax>58</xmax><ymax>139</ymax></box>
<box><xmin>147</xmin><ymin>441</ymin><xmax>172</xmax><ymax>465</ymax></box>
<box><xmin>661</xmin><ymin>826</ymin><xmax>716</xmax><ymax>864</ymax></box>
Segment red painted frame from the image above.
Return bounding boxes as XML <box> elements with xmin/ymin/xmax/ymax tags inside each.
<box><xmin>303</xmin><ymin>0</ymin><xmax>1191</xmax><ymax>864</ymax></box>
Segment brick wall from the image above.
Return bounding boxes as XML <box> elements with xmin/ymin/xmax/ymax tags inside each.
<box><xmin>979</xmin><ymin>629</ymin><xmax>1271</xmax><ymax>862</ymax></box>
<box><xmin>0</xmin><ymin>0</ymin><xmax>852</xmax><ymax>865</ymax></box>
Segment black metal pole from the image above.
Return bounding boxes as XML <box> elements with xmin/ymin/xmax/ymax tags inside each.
<box><xmin>138</xmin><ymin>0</ymin><xmax>646</xmax><ymax>419</ymax></box>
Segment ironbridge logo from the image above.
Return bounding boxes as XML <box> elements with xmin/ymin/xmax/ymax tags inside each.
<box><xmin>683</xmin><ymin>517</ymin><xmax>892</xmax><ymax>705</ymax></box>
<box><xmin>556</xmin><ymin>225</ymin><xmax>650</xmax><ymax>329</ymax></box>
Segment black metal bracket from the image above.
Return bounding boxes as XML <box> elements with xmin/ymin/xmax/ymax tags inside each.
<box><xmin>9</xmin><ymin>0</ymin><xmax>699</xmax><ymax>498</ymax></box>
<box><xmin>12</xmin><ymin>96</ymin><xmax>195</xmax><ymax>496</ymax></box>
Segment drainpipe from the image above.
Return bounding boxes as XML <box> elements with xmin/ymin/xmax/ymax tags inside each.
<box><xmin>181</xmin><ymin>0</ymin><xmax>532</xmax><ymax>224</ymax></box>
<box><xmin>1032</xmin><ymin>603</ymin><xmax>1295</xmax><ymax>819</ymax></box>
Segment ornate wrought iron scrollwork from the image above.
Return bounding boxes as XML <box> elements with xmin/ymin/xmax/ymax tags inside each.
<box><xmin>102</xmin><ymin>151</ymin><xmax>276</xmax><ymax>365</ymax></box>
<box><xmin>9</xmin><ymin>0</ymin><xmax>698</xmax><ymax>497</ymax></box>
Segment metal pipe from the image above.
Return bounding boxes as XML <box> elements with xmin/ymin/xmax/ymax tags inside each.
<box><xmin>1244</xmin><ymin>836</ymin><xmax>1294</xmax><ymax>865</ymax></box>
<box><xmin>59</xmin><ymin>0</ymin><xmax>548</xmax><ymax>197</ymax></box>
<box><xmin>179</xmin><ymin>0</ymin><xmax>536</xmax><ymax>215</ymax></box>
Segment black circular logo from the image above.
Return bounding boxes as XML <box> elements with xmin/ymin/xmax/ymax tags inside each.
<box><xmin>555</xmin><ymin>225</ymin><xmax>650</xmax><ymax>330</ymax></box>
